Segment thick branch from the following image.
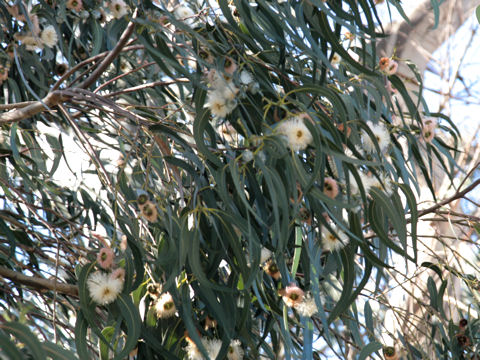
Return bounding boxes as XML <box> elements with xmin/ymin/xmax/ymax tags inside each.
<box><xmin>0</xmin><ymin>91</ymin><xmax>71</xmax><ymax>124</ymax></box>
<box><xmin>0</xmin><ymin>266</ymin><xmax>78</xmax><ymax>297</ymax></box>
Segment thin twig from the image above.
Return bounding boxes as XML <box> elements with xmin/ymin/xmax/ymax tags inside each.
<box><xmin>408</xmin><ymin>178</ymin><xmax>480</xmax><ymax>223</ymax></box>
<box><xmin>77</xmin><ymin>9</ymin><xmax>138</xmax><ymax>89</ymax></box>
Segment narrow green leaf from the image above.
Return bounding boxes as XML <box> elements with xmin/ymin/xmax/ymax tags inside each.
<box><xmin>74</xmin><ymin>311</ymin><xmax>91</xmax><ymax>360</ymax></box>
<box><xmin>0</xmin><ymin>331</ymin><xmax>23</xmax><ymax>359</ymax></box>
<box><xmin>113</xmin><ymin>294</ymin><xmax>141</xmax><ymax>360</ymax></box>
<box><xmin>100</xmin><ymin>326</ymin><xmax>115</xmax><ymax>360</ymax></box>
<box><xmin>291</xmin><ymin>226</ymin><xmax>302</xmax><ymax>278</ymax></box>
<box><xmin>327</xmin><ymin>246</ymin><xmax>355</xmax><ymax>323</ymax></box>
<box><xmin>41</xmin><ymin>342</ymin><xmax>78</xmax><ymax>360</ymax></box>
<box><xmin>358</xmin><ymin>341</ymin><xmax>383</xmax><ymax>360</ymax></box>
<box><xmin>0</xmin><ymin>322</ymin><xmax>46</xmax><ymax>360</ymax></box>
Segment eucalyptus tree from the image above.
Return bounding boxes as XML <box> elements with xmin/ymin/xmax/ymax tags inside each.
<box><xmin>0</xmin><ymin>0</ymin><xmax>470</xmax><ymax>359</ymax></box>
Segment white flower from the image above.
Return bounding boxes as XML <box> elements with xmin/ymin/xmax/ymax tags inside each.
<box><xmin>239</xmin><ymin>70</ymin><xmax>259</xmax><ymax>93</ymax></box>
<box><xmin>175</xmin><ymin>6</ymin><xmax>195</xmax><ymax>25</ymax></box>
<box><xmin>223</xmin><ymin>82</ymin><xmax>239</xmax><ymax>101</ymax></box>
<box><xmin>276</xmin><ymin>116</ymin><xmax>313</xmax><ymax>151</ymax></box>
<box><xmin>260</xmin><ymin>247</ymin><xmax>272</xmax><ymax>264</ymax></box>
<box><xmin>40</xmin><ymin>26</ymin><xmax>58</xmax><ymax>48</ymax></box>
<box><xmin>206</xmin><ymin>90</ymin><xmax>236</xmax><ymax>118</ymax></box>
<box><xmin>361</xmin><ymin>121</ymin><xmax>390</xmax><ymax>153</ymax></box>
<box><xmin>227</xmin><ymin>339</ymin><xmax>244</xmax><ymax>360</ymax></box>
<box><xmin>363</xmin><ymin>173</ymin><xmax>381</xmax><ymax>192</ymax></box>
<box><xmin>184</xmin><ymin>337</ymin><xmax>222</xmax><ymax>360</ymax></box>
<box><xmin>205</xmin><ymin>339</ymin><xmax>222</xmax><ymax>359</ymax></box>
<box><xmin>184</xmin><ymin>339</ymin><xmax>203</xmax><ymax>360</ymax></box>
<box><xmin>87</xmin><ymin>271</ymin><xmax>123</xmax><ymax>305</ymax></box>
<box><xmin>154</xmin><ymin>292</ymin><xmax>176</xmax><ymax>319</ymax></box>
<box><xmin>294</xmin><ymin>293</ymin><xmax>318</xmax><ymax>317</ymax></box>
<box><xmin>109</xmin><ymin>0</ymin><xmax>128</xmax><ymax>19</ymax></box>
<box><xmin>331</xmin><ymin>53</ymin><xmax>341</xmax><ymax>66</ymax></box>
<box><xmin>240</xmin><ymin>70</ymin><xmax>254</xmax><ymax>85</ymax></box>
<box><xmin>349</xmin><ymin>171</ymin><xmax>378</xmax><ymax>195</ymax></box>
<box><xmin>321</xmin><ymin>225</ymin><xmax>348</xmax><ymax>252</ymax></box>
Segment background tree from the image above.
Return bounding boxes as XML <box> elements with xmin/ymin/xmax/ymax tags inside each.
<box><xmin>0</xmin><ymin>0</ymin><xmax>476</xmax><ymax>359</ymax></box>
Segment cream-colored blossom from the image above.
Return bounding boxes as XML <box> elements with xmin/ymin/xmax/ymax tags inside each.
<box><xmin>155</xmin><ymin>292</ymin><xmax>176</xmax><ymax>319</ymax></box>
<box><xmin>40</xmin><ymin>25</ymin><xmax>58</xmax><ymax>48</ymax></box>
<box><xmin>349</xmin><ymin>171</ymin><xmax>377</xmax><ymax>195</ymax></box>
<box><xmin>240</xmin><ymin>70</ymin><xmax>254</xmax><ymax>85</ymax></box>
<box><xmin>321</xmin><ymin>225</ymin><xmax>349</xmax><ymax>252</ymax></box>
<box><xmin>206</xmin><ymin>90</ymin><xmax>236</xmax><ymax>118</ymax></box>
<box><xmin>175</xmin><ymin>6</ymin><xmax>195</xmax><ymax>25</ymax></box>
<box><xmin>331</xmin><ymin>53</ymin><xmax>341</xmax><ymax>66</ymax></box>
<box><xmin>227</xmin><ymin>339</ymin><xmax>244</xmax><ymax>360</ymax></box>
<box><xmin>87</xmin><ymin>271</ymin><xmax>123</xmax><ymax>305</ymax></box>
<box><xmin>184</xmin><ymin>337</ymin><xmax>222</xmax><ymax>360</ymax></box>
<box><xmin>279</xmin><ymin>284</ymin><xmax>304</xmax><ymax>307</ymax></box>
<box><xmin>276</xmin><ymin>116</ymin><xmax>313</xmax><ymax>151</ymax></box>
<box><xmin>184</xmin><ymin>338</ymin><xmax>203</xmax><ymax>360</ymax></box>
<box><xmin>109</xmin><ymin>0</ymin><xmax>128</xmax><ymax>18</ymax></box>
<box><xmin>361</xmin><ymin>121</ymin><xmax>390</xmax><ymax>153</ymax></box>
<box><xmin>294</xmin><ymin>293</ymin><xmax>318</xmax><ymax>317</ymax></box>
<box><xmin>205</xmin><ymin>339</ymin><xmax>222</xmax><ymax>359</ymax></box>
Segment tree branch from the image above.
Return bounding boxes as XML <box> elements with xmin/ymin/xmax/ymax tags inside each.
<box><xmin>0</xmin><ymin>266</ymin><xmax>78</xmax><ymax>297</ymax></box>
<box><xmin>408</xmin><ymin>178</ymin><xmax>480</xmax><ymax>223</ymax></box>
<box><xmin>0</xmin><ymin>91</ymin><xmax>71</xmax><ymax>124</ymax></box>
<box><xmin>77</xmin><ymin>9</ymin><xmax>138</xmax><ymax>89</ymax></box>
<box><xmin>0</xmin><ymin>10</ymin><xmax>138</xmax><ymax>124</ymax></box>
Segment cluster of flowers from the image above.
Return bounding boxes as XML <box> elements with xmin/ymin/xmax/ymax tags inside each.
<box><xmin>184</xmin><ymin>334</ymin><xmax>244</xmax><ymax>360</ymax></box>
<box><xmin>205</xmin><ymin>58</ymin><xmax>258</xmax><ymax>119</ymax></box>
<box><xmin>279</xmin><ymin>283</ymin><xmax>318</xmax><ymax>317</ymax></box>
<box><xmin>260</xmin><ymin>249</ymin><xmax>318</xmax><ymax>318</ymax></box>
<box><xmin>3</xmin><ymin>0</ymin><xmax>129</xmax><ymax>54</ymax></box>
<box><xmin>56</xmin><ymin>0</ymin><xmax>129</xmax><ymax>20</ymax></box>
<box><xmin>13</xmin><ymin>24</ymin><xmax>58</xmax><ymax>52</ymax></box>
<box><xmin>137</xmin><ymin>194</ymin><xmax>158</xmax><ymax>222</ymax></box>
<box><xmin>87</xmin><ymin>247</ymin><xmax>125</xmax><ymax>305</ymax></box>
<box><xmin>275</xmin><ymin>113</ymin><xmax>314</xmax><ymax>151</ymax></box>
<box><xmin>378</xmin><ymin>57</ymin><xmax>399</xmax><ymax>76</ymax></box>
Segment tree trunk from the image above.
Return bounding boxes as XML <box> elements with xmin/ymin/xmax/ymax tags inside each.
<box><xmin>377</xmin><ymin>1</ymin><xmax>479</xmax><ymax>356</ymax></box>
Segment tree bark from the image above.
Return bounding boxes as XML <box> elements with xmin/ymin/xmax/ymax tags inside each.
<box><xmin>377</xmin><ymin>0</ymin><xmax>478</xmax><ymax>75</ymax></box>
